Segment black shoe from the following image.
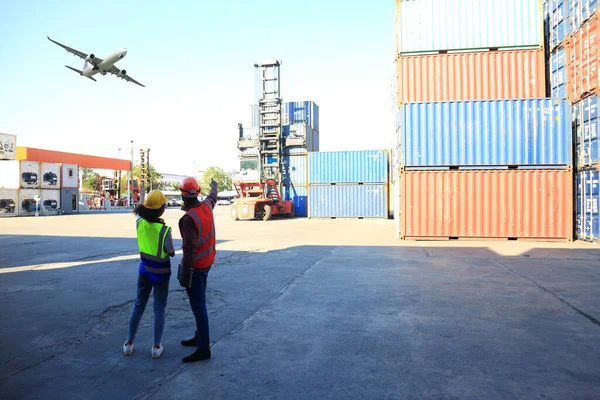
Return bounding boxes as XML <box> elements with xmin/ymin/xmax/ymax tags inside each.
<box><xmin>182</xmin><ymin>347</ymin><xmax>211</xmax><ymax>363</ymax></box>
<box><xmin>180</xmin><ymin>336</ymin><xmax>199</xmax><ymax>347</ymax></box>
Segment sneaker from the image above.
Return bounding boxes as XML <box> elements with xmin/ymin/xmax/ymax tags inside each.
<box><xmin>151</xmin><ymin>344</ymin><xmax>164</xmax><ymax>358</ymax></box>
<box><xmin>123</xmin><ymin>341</ymin><xmax>134</xmax><ymax>355</ymax></box>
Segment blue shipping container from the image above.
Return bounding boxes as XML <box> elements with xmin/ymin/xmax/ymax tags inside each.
<box><xmin>282</xmin><ymin>155</ymin><xmax>308</xmax><ymax>186</ymax></box>
<box><xmin>569</xmin><ymin>0</ymin><xmax>598</xmax><ymax>33</ymax></box>
<box><xmin>572</xmin><ymin>94</ymin><xmax>599</xmax><ymax>168</ymax></box>
<box><xmin>397</xmin><ymin>98</ymin><xmax>572</xmax><ymax>167</ymax></box>
<box><xmin>548</xmin><ymin>0</ymin><xmax>568</xmax><ymax>50</ymax></box>
<box><xmin>282</xmin><ymin>185</ymin><xmax>308</xmax><ymax>217</ymax></box>
<box><xmin>550</xmin><ymin>47</ymin><xmax>567</xmax><ymax>98</ymax></box>
<box><xmin>309</xmin><ymin>184</ymin><xmax>388</xmax><ymax>219</ymax></box>
<box><xmin>283</xmin><ymin>122</ymin><xmax>320</xmax><ymax>152</ymax></box>
<box><xmin>309</xmin><ymin>150</ymin><xmax>389</xmax><ymax>184</ymax></box>
<box><xmin>283</xmin><ymin>101</ymin><xmax>320</xmax><ymax>132</ymax></box>
<box><xmin>576</xmin><ymin>169</ymin><xmax>599</xmax><ymax>242</ymax></box>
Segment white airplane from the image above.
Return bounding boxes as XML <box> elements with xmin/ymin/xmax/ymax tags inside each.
<box><xmin>47</xmin><ymin>36</ymin><xmax>145</xmax><ymax>87</ymax></box>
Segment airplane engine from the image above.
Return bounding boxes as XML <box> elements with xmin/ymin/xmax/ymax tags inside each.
<box><xmin>85</xmin><ymin>54</ymin><xmax>95</xmax><ymax>62</ymax></box>
<box><xmin>118</xmin><ymin>70</ymin><xmax>126</xmax><ymax>77</ymax></box>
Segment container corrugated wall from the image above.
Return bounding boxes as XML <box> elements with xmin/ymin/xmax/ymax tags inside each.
<box><xmin>397</xmin><ymin>99</ymin><xmax>572</xmax><ymax>167</ymax></box>
<box><xmin>399</xmin><ymin>169</ymin><xmax>573</xmax><ymax>240</ymax></box>
<box><xmin>282</xmin><ymin>155</ymin><xmax>308</xmax><ymax>186</ymax></box>
<box><xmin>569</xmin><ymin>0</ymin><xmax>599</xmax><ymax>34</ymax></box>
<box><xmin>550</xmin><ymin>47</ymin><xmax>567</xmax><ymax>98</ymax></box>
<box><xmin>0</xmin><ymin>188</ymin><xmax>18</xmax><ymax>216</ymax></box>
<box><xmin>396</xmin><ymin>50</ymin><xmax>545</xmax><ymax>104</ymax></box>
<box><xmin>547</xmin><ymin>0</ymin><xmax>568</xmax><ymax>50</ymax></box>
<box><xmin>282</xmin><ymin>101</ymin><xmax>320</xmax><ymax>131</ymax></box>
<box><xmin>309</xmin><ymin>184</ymin><xmax>388</xmax><ymax>219</ymax></box>
<box><xmin>282</xmin><ymin>185</ymin><xmax>308</xmax><ymax>217</ymax></box>
<box><xmin>309</xmin><ymin>150</ymin><xmax>388</xmax><ymax>184</ymax></box>
<box><xmin>396</xmin><ymin>0</ymin><xmax>543</xmax><ymax>55</ymax></box>
<box><xmin>566</xmin><ymin>15</ymin><xmax>599</xmax><ymax>102</ymax></box>
<box><xmin>576</xmin><ymin>169</ymin><xmax>600</xmax><ymax>242</ymax></box>
<box><xmin>572</xmin><ymin>94</ymin><xmax>600</xmax><ymax>168</ymax></box>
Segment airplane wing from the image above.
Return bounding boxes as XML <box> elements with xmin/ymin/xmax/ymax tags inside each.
<box><xmin>47</xmin><ymin>36</ymin><xmax>92</xmax><ymax>61</ymax></box>
<box><xmin>107</xmin><ymin>65</ymin><xmax>146</xmax><ymax>87</ymax></box>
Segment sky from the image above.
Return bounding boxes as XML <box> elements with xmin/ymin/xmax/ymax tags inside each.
<box><xmin>0</xmin><ymin>1</ymin><xmax>395</xmax><ymax>176</ymax></box>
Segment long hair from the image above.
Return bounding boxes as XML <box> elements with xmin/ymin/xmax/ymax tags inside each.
<box><xmin>133</xmin><ymin>204</ymin><xmax>165</xmax><ymax>223</ymax></box>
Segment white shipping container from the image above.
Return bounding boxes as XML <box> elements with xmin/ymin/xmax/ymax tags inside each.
<box><xmin>0</xmin><ymin>133</ymin><xmax>17</xmax><ymax>160</ymax></box>
<box><xmin>20</xmin><ymin>161</ymin><xmax>40</xmax><ymax>189</ymax></box>
<box><xmin>41</xmin><ymin>189</ymin><xmax>60</xmax><ymax>215</ymax></box>
<box><xmin>0</xmin><ymin>160</ymin><xmax>20</xmax><ymax>188</ymax></box>
<box><xmin>61</xmin><ymin>164</ymin><xmax>79</xmax><ymax>188</ymax></box>
<box><xmin>41</xmin><ymin>163</ymin><xmax>61</xmax><ymax>189</ymax></box>
<box><xmin>19</xmin><ymin>189</ymin><xmax>40</xmax><ymax>216</ymax></box>
<box><xmin>0</xmin><ymin>188</ymin><xmax>18</xmax><ymax>216</ymax></box>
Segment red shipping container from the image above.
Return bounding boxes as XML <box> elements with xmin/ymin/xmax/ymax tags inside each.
<box><xmin>567</xmin><ymin>14</ymin><xmax>600</xmax><ymax>102</ymax></box>
<box><xmin>395</xmin><ymin>49</ymin><xmax>546</xmax><ymax>105</ymax></box>
<box><xmin>398</xmin><ymin>169</ymin><xmax>573</xmax><ymax>241</ymax></box>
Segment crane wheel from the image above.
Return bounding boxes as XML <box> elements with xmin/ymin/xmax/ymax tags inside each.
<box><xmin>287</xmin><ymin>204</ymin><xmax>295</xmax><ymax>218</ymax></box>
<box><xmin>230</xmin><ymin>206</ymin><xmax>239</xmax><ymax>221</ymax></box>
<box><xmin>262</xmin><ymin>205</ymin><xmax>272</xmax><ymax>221</ymax></box>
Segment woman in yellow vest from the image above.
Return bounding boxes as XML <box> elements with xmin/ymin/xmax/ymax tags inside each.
<box><xmin>123</xmin><ymin>190</ymin><xmax>175</xmax><ymax>358</ymax></box>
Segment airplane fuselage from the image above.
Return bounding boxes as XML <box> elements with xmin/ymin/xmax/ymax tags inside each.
<box><xmin>82</xmin><ymin>49</ymin><xmax>127</xmax><ymax>77</ymax></box>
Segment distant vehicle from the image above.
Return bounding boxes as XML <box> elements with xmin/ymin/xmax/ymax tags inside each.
<box><xmin>47</xmin><ymin>36</ymin><xmax>145</xmax><ymax>87</ymax></box>
<box><xmin>217</xmin><ymin>191</ymin><xmax>237</xmax><ymax>206</ymax></box>
<box><xmin>166</xmin><ymin>198</ymin><xmax>181</xmax><ymax>208</ymax></box>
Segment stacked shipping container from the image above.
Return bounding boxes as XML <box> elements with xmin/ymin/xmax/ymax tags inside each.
<box><xmin>547</xmin><ymin>0</ymin><xmax>600</xmax><ymax>242</ymax></box>
<box><xmin>393</xmin><ymin>0</ymin><xmax>573</xmax><ymax>241</ymax></box>
<box><xmin>0</xmin><ymin>133</ymin><xmax>19</xmax><ymax>217</ymax></box>
<box><xmin>308</xmin><ymin>150</ymin><xmax>388</xmax><ymax>219</ymax></box>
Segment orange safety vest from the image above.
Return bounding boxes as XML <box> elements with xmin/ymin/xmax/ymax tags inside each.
<box><xmin>186</xmin><ymin>205</ymin><xmax>216</xmax><ymax>269</ymax></box>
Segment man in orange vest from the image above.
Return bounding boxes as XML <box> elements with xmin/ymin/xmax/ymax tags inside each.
<box><xmin>178</xmin><ymin>176</ymin><xmax>218</xmax><ymax>363</ymax></box>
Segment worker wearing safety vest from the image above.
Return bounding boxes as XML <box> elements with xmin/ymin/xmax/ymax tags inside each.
<box><xmin>177</xmin><ymin>176</ymin><xmax>218</xmax><ymax>363</ymax></box>
<box><xmin>123</xmin><ymin>190</ymin><xmax>175</xmax><ymax>359</ymax></box>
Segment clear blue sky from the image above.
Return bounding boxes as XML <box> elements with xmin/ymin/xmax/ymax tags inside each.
<box><xmin>0</xmin><ymin>1</ymin><xmax>394</xmax><ymax>175</ymax></box>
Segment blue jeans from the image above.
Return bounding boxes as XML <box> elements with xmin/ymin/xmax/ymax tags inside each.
<box><xmin>127</xmin><ymin>273</ymin><xmax>170</xmax><ymax>344</ymax></box>
<box><xmin>186</xmin><ymin>268</ymin><xmax>210</xmax><ymax>348</ymax></box>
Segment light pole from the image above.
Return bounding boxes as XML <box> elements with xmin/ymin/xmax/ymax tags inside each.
<box><xmin>129</xmin><ymin>141</ymin><xmax>133</xmax><ymax>208</ymax></box>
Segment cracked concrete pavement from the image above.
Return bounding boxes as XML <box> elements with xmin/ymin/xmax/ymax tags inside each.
<box><xmin>1</xmin><ymin>207</ymin><xmax>599</xmax><ymax>399</ymax></box>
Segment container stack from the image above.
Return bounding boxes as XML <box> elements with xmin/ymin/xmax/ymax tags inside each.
<box><xmin>393</xmin><ymin>0</ymin><xmax>574</xmax><ymax>241</ymax></box>
<box><xmin>60</xmin><ymin>164</ymin><xmax>80</xmax><ymax>214</ymax></box>
<box><xmin>308</xmin><ymin>150</ymin><xmax>388</xmax><ymax>219</ymax></box>
<box><xmin>554</xmin><ymin>0</ymin><xmax>600</xmax><ymax>243</ymax></box>
<box><xmin>0</xmin><ymin>133</ymin><xmax>19</xmax><ymax>217</ymax></box>
<box><xmin>40</xmin><ymin>162</ymin><xmax>60</xmax><ymax>215</ymax></box>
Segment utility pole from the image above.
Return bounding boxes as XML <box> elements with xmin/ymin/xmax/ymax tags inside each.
<box><xmin>147</xmin><ymin>148</ymin><xmax>151</xmax><ymax>192</ymax></box>
<box><xmin>129</xmin><ymin>141</ymin><xmax>133</xmax><ymax>208</ymax></box>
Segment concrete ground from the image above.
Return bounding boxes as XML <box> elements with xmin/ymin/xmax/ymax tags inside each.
<box><xmin>1</xmin><ymin>207</ymin><xmax>599</xmax><ymax>400</ymax></box>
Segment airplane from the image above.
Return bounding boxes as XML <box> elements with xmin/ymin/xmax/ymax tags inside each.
<box><xmin>47</xmin><ymin>36</ymin><xmax>145</xmax><ymax>87</ymax></box>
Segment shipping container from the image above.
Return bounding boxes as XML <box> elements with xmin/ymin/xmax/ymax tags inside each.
<box><xmin>0</xmin><ymin>160</ymin><xmax>20</xmax><ymax>188</ymax></box>
<box><xmin>576</xmin><ymin>168</ymin><xmax>600</xmax><ymax>242</ymax></box>
<box><xmin>41</xmin><ymin>189</ymin><xmax>60</xmax><ymax>215</ymax></box>
<box><xmin>395</xmin><ymin>0</ymin><xmax>543</xmax><ymax>55</ymax></box>
<box><xmin>397</xmin><ymin>98</ymin><xmax>572</xmax><ymax>167</ymax></box>
<box><xmin>0</xmin><ymin>133</ymin><xmax>17</xmax><ymax>160</ymax></box>
<box><xmin>19</xmin><ymin>189</ymin><xmax>40</xmax><ymax>216</ymax></box>
<box><xmin>393</xmin><ymin>177</ymin><xmax>401</xmax><ymax>236</ymax></box>
<box><xmin>550</xmin><ymin>47</ymin><xmax>568</xmax><ymax>98</ymax></box>
<box><xmin>40</xmin><ymin>163</ymin><xmax>60</xmax><ymax>189</ymax></box>
<box><xmin>398</xmin><ymin>169</ymin><xmax>573</xmax><ymax>241</ymax></box>
<box><xmin>282</xmin><ymin>155</ymin><xmax>308</xmax><ymax>186</ymax></box>
<box><xmin>283</xmin><ymin>122</ymin><xmax>319</xmax><ymax>152</ymax></box>
<box><xmin>0</xmin><ymin>188</ymin><xmax>18</xmax><ymax>216</ymax></box>
<box><xmin>19</xmin><ymin>161</ymin><xmax>40</xmax><ymax>189</ymax></box>
<box><xmin>309</xmin><ymin>184</ymin><xmax>388</xmax><ymax>219</ymax></box>
<box><xmin>282</xmin><ymin>101</ymin><xmax>320</xmax><ymax>131</ymax></box>
<box><xmin>395</xmin><ymin>49</ymin><xmax>545</xmax><ymax>104</ymax></box>
<box><xmin>566</xmin><ymin>14</ymin><xmax>600</xmax><ymax>102</ymax></box>
<box><xmin>282</xmin><ymin>185</ymin><xmax>308</xmax><ymax>217</ymax></box>
<box><xmin>309</xmin><ymin>150</ymin><xmax>389</xmax><ymax>184</ymax></box>
<box><xmin>572</xmin><ymin>94</ymin><xmax>599</xmax><ymax>167</ymax></box>
<box><xmin>61</xmin><ymin>164</ymin><xmax>79</xmax><ymax>188</ymax></box>
<box><xmin>569</xmin><ymin>0</ymin><xmax>599</xmax><ymax>33</ymax></box>
<box><xmin>61</xmin><ymin>188</ymin><xmax>79</xmax><ymax>214</ymax></box>
<box><xmin>548</xmin><ymin>0</ymin><xmax>569</xmax><ymax>50</ymax></box>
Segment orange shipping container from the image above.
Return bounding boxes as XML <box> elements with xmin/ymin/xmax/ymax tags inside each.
<box><xmin>567</xmin><ymin>14</ymin><xmax>600</xmax><ymax>103</ymax></box>
<box><xmin>395</xmin><ymin>49</ymin><xmax>546</xmax><ymax>105</ymax></box>
<box><xmin>398</xmin><ymin>169</ymin><xmax>573</xmax><ymax>241</ymax></box>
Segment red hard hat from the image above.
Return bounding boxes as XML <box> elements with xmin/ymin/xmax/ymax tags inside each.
<box><xmin>180</xmin><ymin>177</ymin><xmax>200</xmax><ymax>197</ymax></box>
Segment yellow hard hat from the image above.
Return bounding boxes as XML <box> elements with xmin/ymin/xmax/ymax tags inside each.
<box><xmin>144</xmin><ymin>190</ymin><xmax>167</xmax><ymax>209</ymax></box>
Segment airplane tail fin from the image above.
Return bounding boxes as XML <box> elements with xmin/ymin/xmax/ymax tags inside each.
<box><xmin>65</xmin><ymin>65</ymin><xmax>96</xmax><ymax>82</ymax></box>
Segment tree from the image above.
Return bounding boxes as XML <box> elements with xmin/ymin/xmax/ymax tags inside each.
<box><xmin>171</xmin><ymin>182</ymin><xmax>180</xmax><ymax>191</ymax></box>
<box><xmin>81</xmin><ymin>168</ymin><xmax>99</xmax><ymax>191</ymax></box>
<box><xmin>119</xmin><ymin>164</ymin><xmax>163</xmax><ymax>192</ymax></box>
<box><xmin>200</xmin><ymin>166</ymin><xmax>232</xmax><ymax>194</ymax></box>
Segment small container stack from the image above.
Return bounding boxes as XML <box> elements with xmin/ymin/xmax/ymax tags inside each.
<box><xmin>308</xmin><ymin>150</ymin><xmax>388</xmax><ymax>219</ymax></box>
<box><xmin>393</xmin><ymin>0</ymin><xmax>574</xmax><ymax>241</ymax></box>
<box><xmin>0</xmin><ymin>133</ymin><xmax>19</xmax><ymax>217</ymax></box>
<box><xmin>61</xmin><ymin>164</ymin><xmax>80</xmax><ymax>214</ymax></box>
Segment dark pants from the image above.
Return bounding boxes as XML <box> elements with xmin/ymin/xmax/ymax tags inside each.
<box><xmin>186</xmin><ymin>268</ymin><xmax>210</xmax><ymax>348</ymax></box>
